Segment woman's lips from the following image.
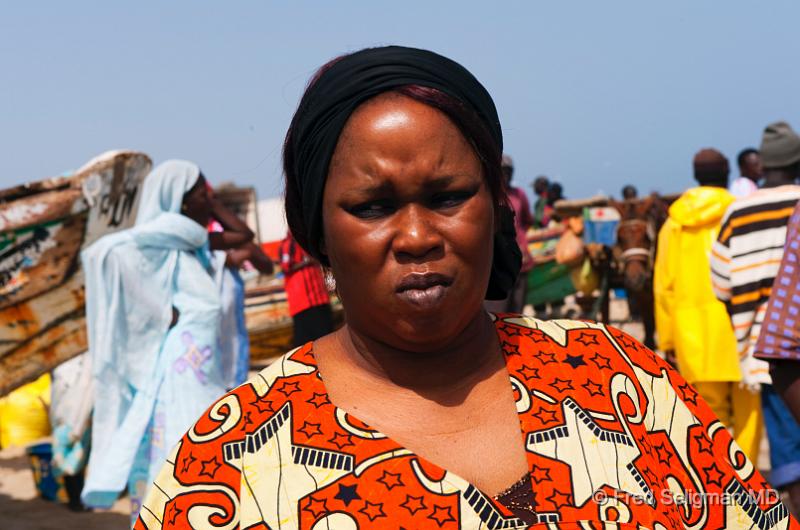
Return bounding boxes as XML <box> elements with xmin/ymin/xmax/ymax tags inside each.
<box><xmin>395</xmin><ymin>273</ymin><xmax>453</xmax><ymax>308</ymax></box>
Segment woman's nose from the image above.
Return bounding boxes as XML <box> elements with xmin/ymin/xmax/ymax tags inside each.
<box><xmin>391</xmin><ymin>205</ymin><xmax>443</xmax><ymax>261</ymax></box>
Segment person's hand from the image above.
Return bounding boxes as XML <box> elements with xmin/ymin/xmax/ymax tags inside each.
<box><xmin>209</xmin><ymin>196</ymin><xmax>227</xmax><ymax>216</ymax></box>
<box><xmin>225</xmin><ymin>242</ymin><xmax>274</xmax><ymax>275</ymax></box>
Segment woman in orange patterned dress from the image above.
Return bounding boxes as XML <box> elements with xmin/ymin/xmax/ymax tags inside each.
<box><xmin>135</xmin><ymin>46</ymin><xmax>797</xmax><ymax>529</ymax></box>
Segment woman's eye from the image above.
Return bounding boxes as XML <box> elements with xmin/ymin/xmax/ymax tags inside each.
<box><xmin>431</xmin><ymin>191</ymin><xmax>471</xmax><ymax>208</ymax></box>
<box><xmin>349</xmin><ymin>201</ymin><xmax>394</xmax><ymax>219</ymax></box>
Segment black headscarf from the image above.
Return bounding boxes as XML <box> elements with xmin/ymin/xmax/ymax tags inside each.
<box><xmin>285</xmin><ymin>45</ymin><xmax>520</xmax><ymax>300</ymax></box>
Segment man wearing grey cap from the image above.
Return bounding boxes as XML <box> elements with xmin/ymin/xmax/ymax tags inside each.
<box><xmin>710</xmin><ymin>121</ymin><xmax>800</xmax><ymax>511</ymax></box>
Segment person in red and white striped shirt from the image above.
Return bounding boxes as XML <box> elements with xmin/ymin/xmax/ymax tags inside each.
<box><xmin>279</xmin><ymin>231</ymin><xmax>333</xmax><ymax>346</ymax></box>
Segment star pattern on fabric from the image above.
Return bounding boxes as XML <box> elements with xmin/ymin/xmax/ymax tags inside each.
<box><xmin>678</xmin><ymin>383</ymin><xmax>699</xmax><ymax>405</ymax></box>
<box><xmin>199</xmin><ymin>456</ymin><xmax>221</xmax><ymax>478</ymax></box>
<box><xmin>376</xmin><ymin>470</ymin><xmax>404</xmax><ymax>490</ymax></box>
<box><xmin>703</xmin><ymin>463</ymin><xmax>725</xmax><ymax>487</ymax></box>
<box><xmin>250</xmin><ymin>396</ymin><xmax>275</xmax><ymax>415</ymax></box>
<box><xmin>550</xmin><ymin>377</ymin><xmax>574</xmax><ymax>393</ymax></box>
<box><xmin>399</xmin><ymin>494</ymin><xmax>426</xmax><ymax>515</ymax></box>
<box><xmin>428</xmin><ymin>505</ymin><xmax>456</xmax><ymax>525</ymax></box>
<box><xmin>531</xmin><ymin>465</ymin><xmax>551</xmax><ymax>484</ymax></box>
<box><xmin>306</xmin><ymin>392</ymin><xmax>331</xmax><ymax>408</ymax></box>
<box><xmin>134</xmin><ymin>319</ymin><xmax>795</xmax><ymax>530</ymax></box>
<box><xmin>529</xmin><ymin>330</ymin><xmax>549</xmax><ymax>343</ymax></box>
<box><xmin>654</xmin><ymin>443</ymin><xmax>671</xmax><ymax>466</ymax></box>
<box><xmin>518</xmin><ymin>364</ymin><xmax>540</xmax><ymax>381</ymax></box>
<box><xmin>298</xmin><ymin>421</ymin><xmax>323</xmax><ymax>439</ymax></box>
<box><xmin>637</xmin><ymin>435</ymin><xmax>653</xmax><ymax>455</ymax></box>
<box><xmin>305</xmin><ymin>495</ymin><xmax>329</xmax><ymax>518</ymax></box>
<box><xmin>533</xmin><ymin>407</ymin><xmax>558</xmax><ymax>425</ymax></box>
<box><xmin>582</xmin><ymin>380</ymin><xmax>604</xmax><ymax>397</ymax></box>
<box><xmin>329</xmin><ymin>432</ymin><xmax>355</xmax><ymax>450</ymax></box>
<box><xmin>563</xmin><ymin>354</ymin><xmax>586</xmax><ymax>369</ymax></box>
<box><xmin>575</xmin><ymin>332</ymin><xmax>600</xmax><ymax>346</ymax></box>
<box><xmin>614</xmin><ymin>332</ymin><xmax>638</xmax><ymax>350</ymax></box>
<box><xmin>359</xmin><ymin>500</ymin><xmax>387</xmax><ymax>521</ymax></box>
<box><xmin>278</xmin><ymin>380</ymin><xmax>301</xmax><ymax>397</ymax></box>
<box><xmin>589</xmin><ymin>352</ymin><xmax>612</xmax><ymax>370</ymax></box>
<box><xmin>502</xmin><ymin>341</ymin><xmax>522</xmax><ymax>356</ymax></box>
<box><xmin>547</xmin><ymin>489</ymin><xmax>571</xmax><ymax>509</ymax></box>
<box><xmin>334</xmin><ymin>484</ymin><xmax>361</xmax><ymax>506</ymax></box>
<box><xmin>180</xmin><ymin>452</ymin><xmax>196</xmax><ymax>473</ymax></box>
<box><xmin>694</xmin><ymin>432</ymin><xmax>713</xmax><ymax>454</ymax></box>
<box><xmin>242</xmin><ymin>411</ymin><xmax>254</xmax><ymax>429</ymax></box>
<box><xmin>501</xmin><ymin>326</ymin><xmax>525</xmax><ymax>338</ymax></box>
<box><xmin>167</xmin><ymin>502</ymin><xmax>183</xmax><ymax>526</ymax></box>
<box><xmin>532</xmin><ymin>350</ymin><xmax>557</xmax><ymax>365</ymax></box>
<box><xmin>643</xmin><ymin>468</ymin><xmax>659</xmax><ymax>487</ymax></box>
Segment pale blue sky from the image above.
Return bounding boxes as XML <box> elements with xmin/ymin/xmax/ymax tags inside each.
<box><xmin>2</xmin><ymin>1</ymin><xmax>799</xmax><ymax>201</ymax></box>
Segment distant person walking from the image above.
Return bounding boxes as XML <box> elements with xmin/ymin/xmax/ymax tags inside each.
<box><xmin>279</xmin><ymin>231</ymin><xmax>333</xmax><ymax>346</ymax></box>
<box><xmin>655</xmin><ymin>148</ymin><xmax>762</xmax><ymax>463</ymax></box>
<box><xmin>531</xmin><ymin>175</ymin><xmax>551</xmax><ymax>228</ymax></box>
<box><xmin>730</xmin><ymin>147</ymin><xmax>763</xmax><ymax>197</ymax></box>
<box><xmin>711</xmin><ymin>121</ymin><xmax>800</xmax><ymax>508</ymax></box>
<box><xmin>485</xmin><ymin>155</ymin><xmax>534</xmax><ymax>313</ymax></box>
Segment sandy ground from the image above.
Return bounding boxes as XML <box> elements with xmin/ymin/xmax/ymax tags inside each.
<box><xmin>0</xmin><ymin>445</ymin><xmax>130</xmax><ymax>529</ymax></box>
<box><xmin>0</xmin><ymin>294</ymin><xmax>772</xmax><ymax>529</ymax></box>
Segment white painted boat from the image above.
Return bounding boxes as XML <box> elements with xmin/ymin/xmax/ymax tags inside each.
<box><xmin>0</xmin><ymin>151</ymin><xmax>151</xmax><ymax>396</ymax></box>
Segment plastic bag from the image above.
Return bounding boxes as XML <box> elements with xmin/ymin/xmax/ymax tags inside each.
<box><xmin>555</xmin><ymin>228</ymin><xmax>585</xmax><ymax>266</ymax></box>
<box><xmin>0</xmin><ymin>374</ymin><xmax>52</xmax><ymax>448</ymax></box>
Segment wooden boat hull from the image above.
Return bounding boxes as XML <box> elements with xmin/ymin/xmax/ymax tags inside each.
<box><xmin>0</xmin><ymin>151</ymin><xmax>151</xmax><ymax>396</ymax></box>
<box><xmin>244</xmin><ymin>280</ymin><xmax>343</xmax><ymax>366</ymax></box>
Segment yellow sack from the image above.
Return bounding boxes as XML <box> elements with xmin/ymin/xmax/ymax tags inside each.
<box><xmin>0</xmin><ymin>374</ymin><xmax>52</xmax><ymax>448</ymax></box>
<box><xmin>570</xmin><ymin>257</ymin><xmax>600</xmax><ymax>295</ymax></box>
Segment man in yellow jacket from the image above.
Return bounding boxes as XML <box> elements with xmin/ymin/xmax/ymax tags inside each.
<box><xmin>654</xmin><ymin>148</ymin><xmax>762</xmax><ymax>463</ymax></box>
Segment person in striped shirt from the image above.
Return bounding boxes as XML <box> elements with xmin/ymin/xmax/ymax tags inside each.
<box><xmin>755</xmin><ymin>202</ymin><xmax>800</xmax><ymax>425</ymax></box>
<box><xmin>279</xmin><ymin>230</ymin><xmax>334</xmax><ymax>347</ymax></box>
<box><xmin>710</xmin><ymin>120</ymin><xmax>800</xmax><ymax>507</ymax></box>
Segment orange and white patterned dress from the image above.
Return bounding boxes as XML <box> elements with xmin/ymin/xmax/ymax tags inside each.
<box><xmin>135</xmin><ymin>316</ymin><xmax>797</xmax><ymax>529</ymax></box>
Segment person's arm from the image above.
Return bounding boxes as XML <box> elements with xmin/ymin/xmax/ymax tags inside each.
<box><xmin>208</xmin><ymin>197</ymin><xmax>255</xmax><ymax>251</ymax></box>
<box><xmin>519</xmin><ymin>192</ymin><xmax>534</xmax><ymax>231</ymax></box>
<box><xmin>226</xmin><ymin>241</ymin><xmax>274</xmax><ymax>275</ymax></box>
<box><xmin>709</xmin><ymin>217</ymin><xmax>734</xmax><ymax>314</ymax></box>
<box><xmin>770</xmin><ymin>362</ymin><xmax>800</xmax><ymax>424</ymax></box>
<box><xmin>756</xmin><ymin>206</ymin><xmax>800</xmax><ymax>422</ymax></box>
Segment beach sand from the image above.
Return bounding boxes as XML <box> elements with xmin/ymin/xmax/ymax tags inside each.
<box><xmin>0</xmin><ymin>446</ymin><xmax>130</xmax><ymax>530</ymax></box>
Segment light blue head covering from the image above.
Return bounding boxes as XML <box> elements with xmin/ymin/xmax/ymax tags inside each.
<box><xmin>135</xmin><ymin>160</ymin><xmax>201</xmax><ymax>225</ymax></box>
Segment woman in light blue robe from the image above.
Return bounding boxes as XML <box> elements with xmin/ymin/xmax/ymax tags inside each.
<box><xmin>80</xmin><ymin>160</ymin><xmax>255</xmax><ymax>523</ymax></box>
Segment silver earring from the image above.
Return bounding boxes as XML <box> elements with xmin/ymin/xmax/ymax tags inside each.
<box><xmin>324</xmin><ymin>269</ymin><xmax>337</xmax><ymax>292</ymax></box>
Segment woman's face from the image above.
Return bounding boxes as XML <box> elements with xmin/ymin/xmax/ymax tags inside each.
<box><xmin>182</xmin><ymin>174</ymin><xmax>211</xmax><ymax>226</ymax></box>
<box><xmin>322</xmin><ymin>93</ymin><xmax>495</xmax><ymax>351</ymax></box>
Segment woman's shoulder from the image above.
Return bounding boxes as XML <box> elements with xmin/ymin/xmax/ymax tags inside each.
<box><xmin>186</xmin><ymin>344</ymin><xmax>321</xmax><ymax>441</ymax></box>
<box><xmin>239</xmin><ymin>343</ymin><xmax>321</xmax><ymax>407</ymax></box>
<box><xmin>492</xmin><ymin>314</ymin><xmax>670</xmax><ymax>379</ymax></box>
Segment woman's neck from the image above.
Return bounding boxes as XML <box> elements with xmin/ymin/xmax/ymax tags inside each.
<box><xmin>332</xmin><ymin>310</ymin><xmax>502</xmax><ymax>395</ymax></box>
